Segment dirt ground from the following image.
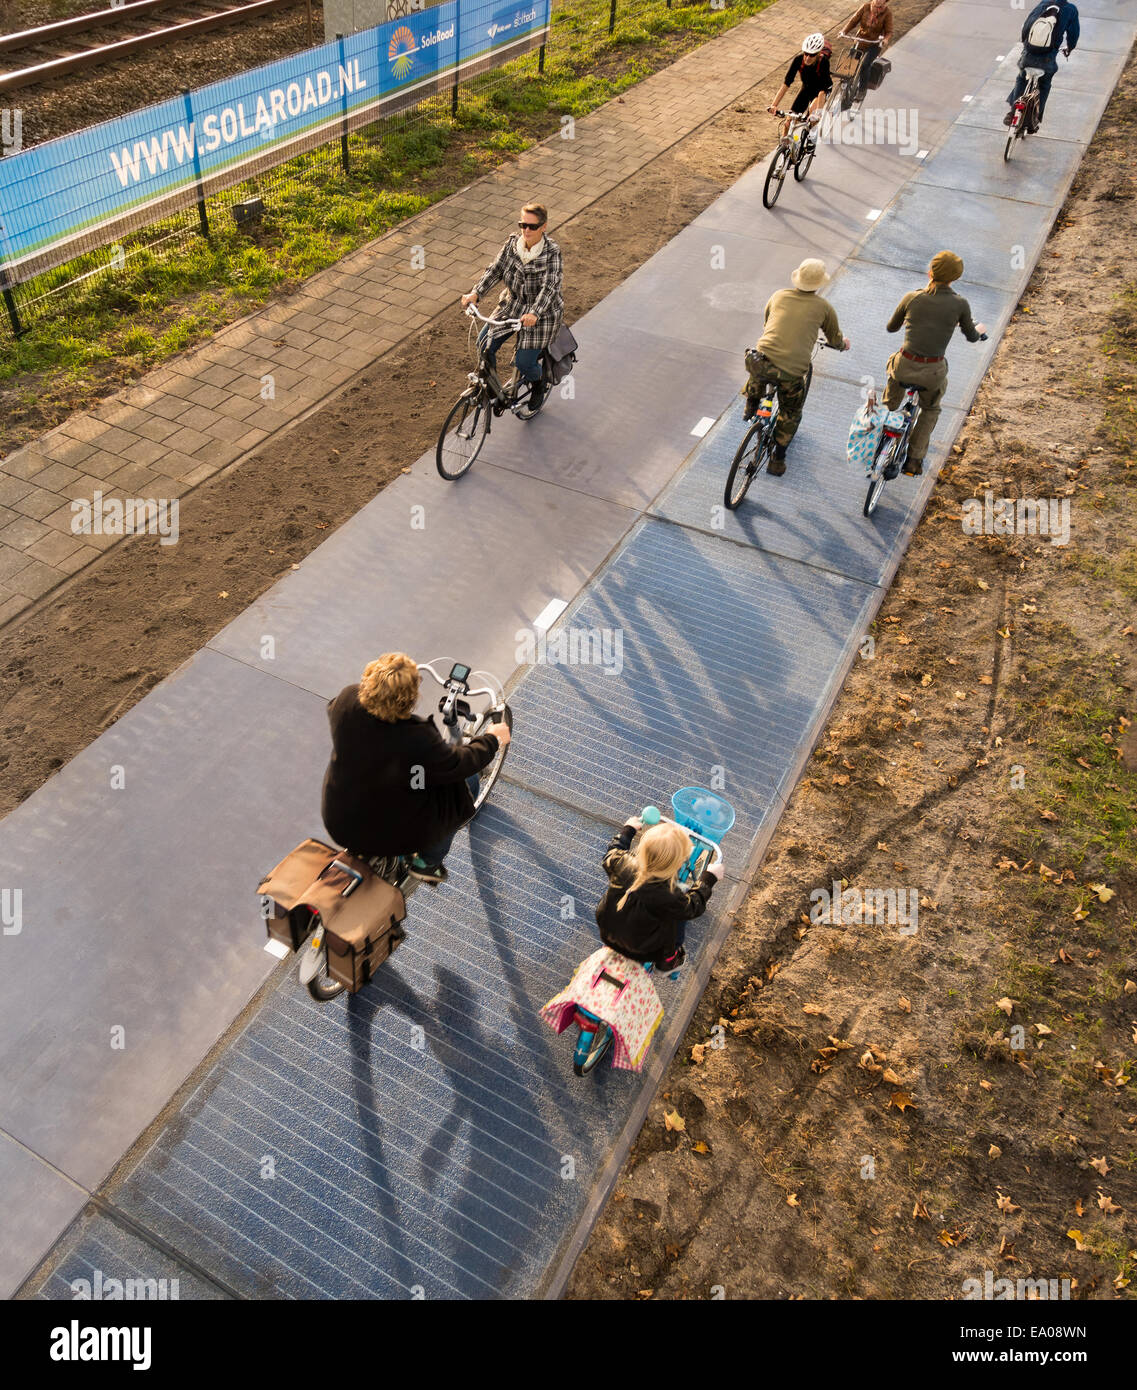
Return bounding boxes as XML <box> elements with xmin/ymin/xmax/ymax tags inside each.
<box><xmin>567</xmin><ymin>59</ymin><xmax>1137</xmax><ymax>1301</ymax></box>
<box><xmin>5</xmin><ymin>0</ymin><xmax>1132</xmax><ymax>1304</ymax></box>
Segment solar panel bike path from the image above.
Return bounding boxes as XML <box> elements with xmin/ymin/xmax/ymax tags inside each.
<box><xmin>8</xmin><ymin>0</ymin><xmax>1136</xmax><ymax>1299</ymax></box>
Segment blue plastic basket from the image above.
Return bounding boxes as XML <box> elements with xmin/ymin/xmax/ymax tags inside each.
<box><xmin>670</xmin><ymin>787</ymin><xmax>735</xmax><ymax>844</ymax></box>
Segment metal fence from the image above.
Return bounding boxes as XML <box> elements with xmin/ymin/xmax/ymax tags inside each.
<box><xmin>0</xmin><ymin>0</ymin><xmax>727</xmax><ymax>339</ymax></box>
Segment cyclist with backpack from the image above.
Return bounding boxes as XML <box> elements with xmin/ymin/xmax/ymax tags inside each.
<box><xmin>1003</xmin><ymin>2</ymin><xmax>1079</xmax><ymax>130</ymax></box>
<box><xmin>767</xmin><ymin>33</ymin><xmax>833</xmax><ymax>142</ymax></box>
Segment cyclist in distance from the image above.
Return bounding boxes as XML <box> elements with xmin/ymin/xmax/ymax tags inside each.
<box><xmin>880</xmin><ymin>251</ymin><xmax>987</xmax><ymax>477</ymax></box>
<box><xmin>595</xmin><ymin>818</ymin><xmax>724</xmax><ymax>977</ymax></box>
<box><xmin>321</xmin><ymin>653</ymin><xmax>510</xmax><ymax>885</ymax></box>
<box><xmin>767</xmin><ymin>32</ymin><xmax>833</xmax><ymax>140</ymax></box>
<box><xmin>1003</xmin><ymin>2</ymin><xmax>1079</xmax><ymax>130</ymax></box>
<box><xmin>461</xmin><ymin>202</ymin><xmax>563</xmax><ymax>420</ymax></box>
<box><xmin>841</xmin><ymin>0</ymin><xmax>894</xmax><ymax>103</ymax></box>
<box><xmin>741</xmin><ymin>258</ymin><xmax>850</xmax><ymax>476</ymax></box>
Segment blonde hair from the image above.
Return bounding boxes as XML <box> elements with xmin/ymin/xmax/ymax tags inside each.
<box><xmin>358</xmin><ymin>653</ymin><xmax>420</xmax><ymax>721</ymax></box>
<box><xmin>617</xmin><ymin>822</ymin><xmax>692</xmax><ymax>910</ymax></box>
<box><xmin>522</xmin><ymin>202</ymin><xmax>548</xmax><ymax>227</ymax></box>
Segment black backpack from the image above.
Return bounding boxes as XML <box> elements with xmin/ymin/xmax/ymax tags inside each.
<box><xmin>543</xmin><ymin>322</ymin><xmax>578</xmax><ymax>384</ymax></box>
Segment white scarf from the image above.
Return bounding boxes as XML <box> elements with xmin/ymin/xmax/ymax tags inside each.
<box><xmin>516</xmin><ymin>232</ymin><xmax>544</xmax><ymax>264</ymax></box>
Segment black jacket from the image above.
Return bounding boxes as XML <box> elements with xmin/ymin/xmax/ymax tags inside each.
<box><xmin>320</xmin><ymin>685</ymin><xmax>498</xmax><ymax>857</ymax></box>
<box><xmin>594</xmin><ymin>825</ymin><xmax>715</xmax><ymax>968</ymax></box>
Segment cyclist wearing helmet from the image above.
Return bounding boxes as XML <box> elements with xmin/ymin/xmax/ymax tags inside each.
<box><xmin>841</xmin><ymin>1</ymin><xmax>893</xmax><ymax>103</ymax></box>
<box><xmin>767</xmin><ymin>33</ymin><xmax>832</xmax><ymax>142</ymax></box>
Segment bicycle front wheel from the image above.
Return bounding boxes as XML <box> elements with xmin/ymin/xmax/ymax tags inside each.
<box><xmin>763</xmin><ymin>146</ymin><xmax>790</xmax><ymax>209</ymax></box>
<box><xmin>794</xmin><ymin>134</ymin><xmax>816</xmax><ymax>182</ymax></box>
<box><xmin>468</xmin><ymin>702</ymin><xmax>512</xmax><ymax>813</ymax></box>
<box><xmin>724</xmin><ymin>420</ymin><xmax>767</xmax><ymax>510</ymax></box>
<box><xmin>437</xmin><ymin>390</ymin><xmax>489</xmax><ymax>480</ymax></box>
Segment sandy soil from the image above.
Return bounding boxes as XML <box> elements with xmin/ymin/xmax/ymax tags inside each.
<box><xmin>567</xmin><ymin>54</ymin><xmax>1137</xmax><ymax>1302</ymax></box>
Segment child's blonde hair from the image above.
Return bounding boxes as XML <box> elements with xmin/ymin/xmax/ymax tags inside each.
<box><xmin>617</xmin><ymin>822</ymin><xmax>692</xmax><ymax>910</ymax></box>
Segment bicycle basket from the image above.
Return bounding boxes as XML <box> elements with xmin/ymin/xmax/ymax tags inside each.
<box><xmin>670</xmin><ymin>788</ymin><xmax>735</xmax><ymax>844</ymax></box>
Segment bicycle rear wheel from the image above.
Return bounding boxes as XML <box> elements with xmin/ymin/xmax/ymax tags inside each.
<box><xmin>437</xmin><ymin>389</ymin><xmax>490</xmax><ymax>480</ymax></box>
<box><xmin>724</xmin><ymin>420</ymin><xmax>768</xmax><ymax>510</ymax></box>
<box><xmin>574</xmin><ymin>1024</ymin><xmax>614</xmax><ymax>1076</ymax></box>
<box><xmin>763</xmin><ymin>146</ymin><xmax>791</xmax><ymax>209</ymax></box>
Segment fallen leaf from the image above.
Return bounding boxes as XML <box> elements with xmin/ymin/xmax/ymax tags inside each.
<box><xmin>1075</xmin><ymin>757</ymin><xmax>1092</xmax><ymax>769</ymax></box>
<box><xmin>1034</xmin><ymin>1024</ymin><xmax>1053</xmax><ymax>1037</ymax></box>
<box><xmin>896</xmin><ymin>633</ymin><xmax>912</xmax><ymax>646</ymax></box>
<box><xmin>690</xmin><ymin>1044</ymin><xmax>706</xmax><ymax>1064</ymax></box>
<box><xmin>802</xmin><ymin>1003</ymin><xmax>827</xmax><ymax>1016</ymax></box>
<box><xmin>692</xmin><ymin>1141</ymin><xmax>710</xmax><ymax>1155</ymax></box>
<box><xmin>999</xmin><ymin>1235</ymin><xmax>1019</xmax><ymax>1262</ymax></box>
<box><xmin>996</xmin><ymin>1191</ymin><xmax>1020</xmax><ymax>1213</ymax></box>
<box><xmin>979</xmin><ymin>675</ymin><xmax>993</xmax><ymax>685</ymax></box>
<box><xmin>663</xmin><ymin>1109</ymin><xmax>686</xmax><ymax>1132</ymax></box>
<box><xmin>977</xmin><ymin>579</ymin><xmax>990</xmax><ymax>591</ymax></box>
<box><xmin>636</xmin><ymin>1289</ymin><xmax>653</xmax><ymax>1299</ymax></box>
<box><xmin>1090</xmin><ymin>1157</ymin><xmax>1110</xmax><ymax>1176</ymax></box>
<box><xmin>898</xmin><ymin>996</ymin><xmax>911</xmax><ymax>1013</ymax></box>
<box><xmin>218</xmin><ymin>591</ymin><xmax>229</xmax><ymax>599</ymax></box>
<box><xmin>1067</xmin><ymin>1229</ymin><xmax>1087</xmax><ymax>1251</ymax></box>
<box><xmin>1125</xmin><ymin>980</ymin><xmax>1137</xmax><ymax>995</ymax></box>
<box><xmin>1074</xmin><ymin>1197</ymin><xmax>1084</xmax><ymax>1217</ymax></box>
<box><xmin>833</xmin><ymin>774</ymin><xmax>850</xmax><ymax>786</ymax></box>
<box><xmin>1097</xmin><ymin>1191</ymin><xmax>1121</xmax><ymax>1214</ymax></box>
<box><xmin>787</xmin><ymin>1192</ymin><xmax>800</xmax><ymax>1207</ymax></box>
<box><xmin>827</xmin><ymin>1036</ymin><xmax>854</xmax><ymax>1051</ymax></box>
<box><xmin>882</xmin><ymin>1067</ymin><xmax>902</xmax><ymax>1085</ymax></box>
<box><xmin>1040</xmin><ymin>809</ymin><xmax>1058</xmax><ymax>821</ymax></box>
<box><xmin>979</xmin><ymin>1080</ymin><xmax>994</xmax><ymax>1092</ymax></box>
<box><xmin>913</xmin><ymin>1201</ymin><xmax>929</xmax><ymax>1220</ymax></box>
<box><xmin>996</xmin><ymin>997</ymin><xmax>1016</xmax><ymax>1016</ymax></box>
<box><xmin>1058</xmin><ymin>948</ymin><xmax>1075</xmax><ymax>964</ymax></box>
<box><xmin>1087</xmin><ymin>883</ymin><xmax>1115</xmax><ymax>904</ymax></box>
<box><xmin>889</xmin><ymin>1091</ymin><xmax>917</xmax><ymax>1112</ymax></box>
<box><xmin>859</xmin><ymin>1050</ymin><xmax>882</xmax><ymax>1074</ymax></box>
<box><xmin>953</xmin><ymin>689</ymin><xmax>967</xmax><ymax>701</ymax></box>
<box><xmin>988</xmin><ymin>1144</ymin><xmax>1002</xmax><ymax>1159</ymax></box>
<box><xmin>875</xmin><ymin>774</ymin><xmax>886</xmax><ymax>787</ymax></box>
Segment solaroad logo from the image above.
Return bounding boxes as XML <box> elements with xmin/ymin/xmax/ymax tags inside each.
<box><xmin>488</xmin><ymin>19</ymin><xmax>512</xmax><ymax>38</ymax></box>
<box><xmin>388</xmin><ymin>25</ymin><xmax>416</xmax><ymax>79</ymax></box>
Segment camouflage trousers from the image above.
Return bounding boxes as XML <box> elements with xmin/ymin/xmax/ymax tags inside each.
<box><xmin>743</xmin><ymin>352</ymin><xmax>809</xmax><ymax>446</ymax></box>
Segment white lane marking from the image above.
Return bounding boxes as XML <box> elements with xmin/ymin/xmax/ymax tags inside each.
<box><xmin>867</xmin><ymin>208</ymin><xmax>882</xmax><ymax>220</ymax></box>
<box><xmin>264</xmin><ymin>938</ymin><xmax>290</xmax><ymax>959</ymax></box>
<box><xmin>533</xmin><ymin>597</ymin><xmax>568</xmax><ymax>631</ymax></box>
<box><xmin>691</xmin><ymin>416</ymin><xmax>715</xmax><ymax>437</ymax></box>
<box><xmin>916</xmin><ymin>149</ymin><xmax>929</xmax><ymax>160</ymax></box>
<box><xmin>962</xmin><ymin>94</ymin><xmax>973</xmax><ymax>102</ymax></box>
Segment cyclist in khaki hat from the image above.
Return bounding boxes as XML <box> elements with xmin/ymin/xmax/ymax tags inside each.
<box><xmin>880</xmin><ymin>251</ymin><xmax>986</xmax><ymax>476</ymax></box>
<box><xmin>742</xmin><ymin>258</ymin><xmax>850</xmax><ymax>476</ymax></box>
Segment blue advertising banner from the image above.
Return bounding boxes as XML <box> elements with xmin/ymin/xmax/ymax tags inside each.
<box><xmin>0</xmin><ymin>0</ymin><xmax>550</xmax><ymax>282</ymax></box>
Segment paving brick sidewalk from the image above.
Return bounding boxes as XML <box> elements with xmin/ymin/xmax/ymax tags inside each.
<box><xmin>0</xmin><ymin>0</ymin><xmax>850</xmax><ymax>627</ymax></box>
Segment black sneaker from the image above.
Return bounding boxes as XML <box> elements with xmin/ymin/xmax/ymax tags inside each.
<box><xmin>767</xmin><ymin>442</ymin><xmax>787</xmax><ymax>476</ymax></box>
<box><xmin>517</xmin><ymin>380</ymin><xmax>547</xmax><ymax>419</ymax></box>
<box><xmin>742</xmin><ymin>398</ymin><xmax>757</xmax><ymax>422</ymax></box>
<box><xmin>901</xmin><ymin>457</ymin><xmax>924</xmax><ymax>477</ymax></box>
<box><xmin>408</xmin><ymin>857</ymin><xmax>448</xmax><ymax>885</ymax></box>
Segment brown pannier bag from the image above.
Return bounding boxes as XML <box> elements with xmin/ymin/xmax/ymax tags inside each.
<box><xmin>257</xmin><ymin>842</ymin><xmax>407</xmax><ymax>992</ymax></box>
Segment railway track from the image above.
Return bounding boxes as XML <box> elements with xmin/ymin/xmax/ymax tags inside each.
<box><xmin>0</xmin><ymin>0</ymin><xmax>307</xmax><ymax>93</ymax></box>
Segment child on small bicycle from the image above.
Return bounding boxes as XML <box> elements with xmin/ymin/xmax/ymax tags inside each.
<box><xmin>767</xmin><ymin>33</ymin><xmax>833</xmax><ymax>140</ymax></box>
<box><xmin>594</xmin><ymin>819</ymin><xmax>723</xmax><ymax>976</ymax></box>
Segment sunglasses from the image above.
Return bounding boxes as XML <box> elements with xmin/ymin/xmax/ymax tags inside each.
<box><xmin>518</xmin><ymin>221</ymin><xmax>544</xmax><ymax>230</ymax></box>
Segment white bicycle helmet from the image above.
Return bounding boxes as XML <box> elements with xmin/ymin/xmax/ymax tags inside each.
<box><xmin>801</xmin><ymin>32</ymin><xmax>826</xmax><ymax>54</ymax></box>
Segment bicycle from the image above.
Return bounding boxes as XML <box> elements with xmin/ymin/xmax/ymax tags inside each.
<box><xmin>861</xmin><ymin>333</ymin><xmax>987</xmax><ymax>516</ymax></box>
<box><xmin>435</xmin><ymin>303</ymin><xmax>553</xmax><ymax>481</ymax></box>
<box><xmin>270</xmin><ymin>658</ymin><xmax>512</xmax><ymax>1001</ymax></box>
<box><xmin>565</xmin><ymin>789</ymin><xmax>734</xmax><ymax>1078</ymax></box>
<box><xmin>724</xmin><ymin>336</ymin><xmax>837</xmax><ymax>510</ymax></box>
<box><xmin>825</xmin><ymin>34</ymin><xmax>867</xmax><ymax>118</ymax></box>
<box><xmin>762</xmin><ymin>108</ymin><xmax>820</xmax><ymax>209</ymax></box>
<box><xmin>1004</xmin><ymin>68</ymin><xmax>1043</xmax><ymax>161</ymax></box>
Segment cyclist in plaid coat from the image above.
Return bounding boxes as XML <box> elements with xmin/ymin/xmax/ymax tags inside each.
<box><xmin>462</xmin><ymin>202</ymin><xmax>563</xmax><ymax>418</ymax></box>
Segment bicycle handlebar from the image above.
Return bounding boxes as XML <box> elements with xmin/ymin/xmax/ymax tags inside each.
<box><xmin>419</xmin><ymin>658</ymin><xmax>504</xmax><ymax>710</ymax></box>
<box><xmin>464</xmin><ymin>303</ymin><xmax>524</xmax><ymax>331</ymax></box>
<box><xmin>635</xmin><ymin>809</ymin><xmax>724</xmax><ymax>869</ymax></box>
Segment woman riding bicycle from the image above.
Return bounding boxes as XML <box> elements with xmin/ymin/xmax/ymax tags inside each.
<box><xmin>461</xmin><ymin>203</ymin><xmax>563</xmax><ymax>420</ymax></box>
<box><xmin>768</xmin><ymin>33</ymin><xmax>833</xmax><ymax>140</ymax></box>
<box><xmin>841</xmin><ymin>0</ymin><xmax>893</xmax><ymax>103</ymax></box>
<box><xmin>595</xmin><ymin>818</ymin><xmax>723</xmax><ymax>976</ymax></box>
<box><xmin>321</xmin><ymin>652</ymin><xmax>510</xmax><ymax>885</ymax></box>
<box><xmin>881</xmin><ymin>250</ymin><xmax>987</xmax><ymax>477</ymax></box>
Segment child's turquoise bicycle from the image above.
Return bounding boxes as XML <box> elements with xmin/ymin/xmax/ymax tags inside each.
<box><xmin>570</xmin><ymin>788</ymin><xmax>735</xmax><ymax>1077</ymax></box>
